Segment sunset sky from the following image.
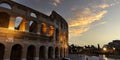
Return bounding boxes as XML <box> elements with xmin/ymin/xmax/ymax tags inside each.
<box><xmin>12</xmin><ymin>0</ymin><xmax>120</xmax><ymax>47</ymax></box>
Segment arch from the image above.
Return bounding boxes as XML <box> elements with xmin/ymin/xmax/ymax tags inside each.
<box><xmin>0</xmin><ymin>12</ymin><xmax>10</xmax><ymax>28</ymax></box>
<box><xmin>59</xmin><ymin>31</ymin><xmax>63</xmax><ymax>42</ymax></box>
<box><xmin>0</xmin><ymin>43</ymin><xmax>5</xmax><ymax>60</ymax></box>
<box><xmin>60</xmin><ymin>47</ymin><xmax>63</xmax><ymax>57</ymax></box>
<box><xmin>63</xmin><ymin>32</ymin><xmax>67</xmax><ymax>40</ymax></box>
<box><xmin>10</xmin><ymin>44</ymin><xmax>22</xmax><ymax>60</ymax></box>
<box><xmin>55</xmin><ymin>47</ymin><xmax>59</xmax><ymax>58</ymax></box>
<box><xmin>39</xmin><ymin>46</ymin><xmax>46</xmax><ymax>59</ymax></box>
<box><xmin>55</xmin><ymin>28</ymin><xmax>59</xmax><ymax>41</ymax></box>
<box><xmin>48</xmin><ymin>26</ymin><xmax>54</xmax><ymax>37</ymax></box>
<box><xmin>27</xmin><ymin>45</ymin><xmax>36</xmax><ymax>60</ymax></box>
<box><xmin>0</xmin><ymin>3</ymin><xmax>12</xmax><ymax>9</ymax></box>
<box><xmin>14</xmin><ymin>17</ymin><xmax>26</xmax><ymax>31</ymax></box>
<box><xmin>41</xmin><ymin>23</ymin><xmax>47</xmax><ymax>34</ymax></box>
<box><xmin>29</xmin><ymin>20</ymin><xmax>38</xmax><ymax>33</ymax></box>
<box><xmin>64</xmin><ymin>48</ymin><xmax>66</xmax><ymax>57</ymax></box>
<box><xmin>48</xmin><ymin>46</ymin><xmax>54</xmax><ymax>59</ymax></box>
<box><xmin>30</xmin><ymin>13</ymin><xmax>37</xmax><ymax>18</ymax></box>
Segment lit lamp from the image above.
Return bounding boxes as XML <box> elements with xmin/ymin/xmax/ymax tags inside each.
<box><xmin>103</xmin><ymin>47</ymin><xmax>107</xmax><ymax>51</ymax></box>
<box><xmin>103</xmin><ymin>47</ymin><xmax>107</xmax><ymax>55</ymax></box>
<box><xmin>113</xmin><ymin>47</ymin><xmax>115</xmax><ymax>50</ymax></box>
<box><xmin>113</xmin><ymin>47</ymin><xmax>115</xmax><ymax>55</ymax></box>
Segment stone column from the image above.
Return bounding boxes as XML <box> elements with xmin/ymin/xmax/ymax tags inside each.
<box><xmin>58</xmin><ymin>48</ymin><xmax>60</xmax><ymax>58</ymax></box>
<box><xmin>4</xmin><ymin>44</ymin><xmax>12</xmax><ymax>60</ymax></box>
<box><xmin>22</xmin><ymin>46</ymin><xmax>27</xmax><ymax>60</ymax></box>
<box><xmin>25</xmin><ymin>20</ymin><xmax>30</xmax><ymax>32</ymax></box>
<box><xmin>52</xmin><ymin>48</ymin><xmax>55</xmax><ymax>59</ymax></box>
<box><xmin>9</xmin><ymin>16</ymin><xmax>15</xmax><ymax>30</ymax></box>
<box><xmin>35</xmin><ymin>47</ymin><xmax>39</xmax><ymax>60</ymax></box>
<box><xmin>37</xmin><ymin>23</ymin><xmax>41</xmax><ymax>34</ymax></box>
<box><xmin>45</xmin><ymin>47</ymin><xmax>48</xmax><ymax>60</ymax></box>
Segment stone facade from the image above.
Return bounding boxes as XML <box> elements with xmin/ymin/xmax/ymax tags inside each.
<box><xmin>0</xmin><ymin>0</ymin><xmax>68</xmax><ymax>60</ymax></box>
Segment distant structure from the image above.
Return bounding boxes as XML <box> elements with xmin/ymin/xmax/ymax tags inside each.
<box><xmin>0</xmin><ymin>0</ymin><xmax>68</xmax><ymax>60</ymax></box>
<box><xmin>103</xmin><ymin>40</ymin><xmax>120</xmax><ymax>55</ymax></box>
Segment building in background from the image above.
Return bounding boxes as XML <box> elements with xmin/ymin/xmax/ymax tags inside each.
<box><xmin>0</xmin><ymin>0</ymin><xmax>68</xmax><ymax>60</ymax></box>
<box><xmin>103</xmin><ymin>40</ymin><xmax>120</xmax><ymax>55</ymax></box>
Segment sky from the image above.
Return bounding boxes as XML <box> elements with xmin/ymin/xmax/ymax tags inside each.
<box><xmin>11</xmin><ymin>0</ymin><xmax>120</xmax><ymax>47</ymax></box>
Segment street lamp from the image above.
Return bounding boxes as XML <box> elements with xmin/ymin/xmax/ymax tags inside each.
<box><xmin>103</xmin><ymin>47</ymin><xmax>107</xmax><ymax>55</ymax></box>
<box><xmin>113</xmin><ymin>47</ymin><xmax>115</xmax><ymax>50</ymax></box>
<box><xmin>103</xmin><ymin>47</ymin><xmax>107</xmax><ymax>51</ymax></box>
<box><xmin>113</xmin><ymin>47</ymin><xmax>115</xmax><ymax>55</ymax></box>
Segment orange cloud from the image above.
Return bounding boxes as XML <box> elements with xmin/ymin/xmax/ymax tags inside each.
<box><xmin>98</xmin><ymin>3</ymin><xmax>109</xmax><ymax>9</ymax></box>
<box><xmin>69</xmin><ymin>9</ymin><xmax>107</xmax><ymax>27</ymax></box>
<box><xmin>69</xmin><ymin>7</ymin><xmax>107</xmax><ymax>38</ymax></box>
<box><xmin>69</xmin><ymin>0</ymin><xmax>120</xmax><ymax>38</ymax></box>
<box><xmin>69</xmin><ymin>26</ymin><xmax>89</xmax><ymax>37</ymax></box>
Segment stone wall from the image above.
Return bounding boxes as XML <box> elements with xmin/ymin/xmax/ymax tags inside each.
<box><xmin>0</xmin><ymin>0</ymin><xmax>69</xmax><ymax>60</ymax></box>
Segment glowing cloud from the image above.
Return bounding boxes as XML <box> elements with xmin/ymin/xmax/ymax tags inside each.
<box><xmin>69</xmin><ymin>26</ymin><xmax>89</xmax><ymax>37</ymax></box>
<box><xmin>52</xmin><ymin>0</ymin><xmax>61</xmax><ymax>6</ymax></box>
<box><xmin>99</xmin><ymin>4</ymin><xmax>109</xmax><ymax>9</ymax></box>
<box><xmin>69</xmin><ymin>9</ymin><xmax>107</xmax><ymax>27</ymax></box>
<box><xmin>69</xmin><ymin>7</ymin><xmax>107</xmax><ymax>38</ymax></box>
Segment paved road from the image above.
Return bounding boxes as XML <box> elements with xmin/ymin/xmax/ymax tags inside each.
<box><xmin>68</xmin><ymin>54</ymin><xmax>120</xmax><ymax>60</ymax></box>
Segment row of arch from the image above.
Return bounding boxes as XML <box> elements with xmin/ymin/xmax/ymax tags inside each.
<box><xmin>0</xmin><ymin>1</ymin><xmax>68</xmax><ymax>29</ymax></box>
<box><xmin>0</xmin><ymin>2</ymin><xmax>37</xmax><ymax>18</ymax></box>
<box><xmin>0</xmin><ymin>12</ymin><xmax>55</xmax><ymax>36</ymax></box>
<box><xmin>0</xmin><ymin>12</ymin><xmax>67</xmax><ymax>42</ymax></box>
<box><xmin>0</xmin><ymin>43</ymin><xmax>67</xmax><ymax>60</ymax></box>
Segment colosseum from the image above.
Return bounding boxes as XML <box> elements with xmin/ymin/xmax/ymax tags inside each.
<box><xmin>0</xmin><ymin>0</ymin><xmax>68</xmax><ymax>60</ymax></box>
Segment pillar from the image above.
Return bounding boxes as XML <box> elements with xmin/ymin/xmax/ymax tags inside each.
<box><xmin>4</xmin><ymin>44</ymin><xmax>12</xmax><ymax>60</ymax></box>
<box><xmin>21</xmin><ymin>46</ymin><xmax>27</xmax><ymax>60</ymax></box>
<box><xmin>37</xmin><ymin>24</ymin><xmax>41</xmax><ymax>34</ymax></box>
<box><xmin>35</xmin><ymin>47</ymin><xmax>39</xmax><ymax>60</ymax></box>
<box><xmin>25</xmin><ymin>20</ymin><xmax>30</xmax><ymax>32</ymax></box>
<box><xmin>58</xmin><ymin>48</ymin><xmax>60</xmax><ymax>58</ymax></box>
<box><xmin>9</xmin><ymin>16</ymin><xmax>15</xmax><ymax>30</ymax></box>
<box><xmin>53</xmin><ymin>48</ymin><xmax>55</xmax><ymax>59</ymax></box>
<box><xmin>45</xmin><ymin>47</ymin><xmax>48</xmax><ymax>59</ymax></box>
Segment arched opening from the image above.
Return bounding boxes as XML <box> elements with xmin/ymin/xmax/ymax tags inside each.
<box><xmin>63</xmin><ymin>32</ymin><xmax>67</xmax><ymax>40</ymax></box>
<box><xmin>60</xmin><ymin>47</ymin><xmax>63</xmax><ymax>58</ymax></box>
<box><xmin>0</xmin><ymin>12</ymin><xmax>10</xmax><ymax>28</ymax></box>
<box><xmin>55</xmin><ymin>47</ymin><xmax>59</xmax><ymax>58</ymax></box>
<box><xmin>0</xmin><ymin>3</ymin><xmax>12</xmax><ymax>9</ymax></box>
<box><xmin>27</xmin><ymin>45</ymin><xmax>36</xmax><ymax>60</ymax></box>
<box><xmin>41</xmin><ymin>23</ymin><xmax>47</xmax><ymax>34</ymax></box>
<box><xmin>59</xmin><ymin>31</ymin><xmax>63</xmax><ymax>42</ymax></box>
<box><xmin>55</xmin><ymin>28</ymin><xmax>59</xmax><ymax>41</ymax></box>
<box><xmin>30</xmin><ymin>13</ymin><xmax>37</xmax><ymax>18</ymax></box>
<box><xmin>48</xmin><ymin>47</ymin><xmax>53</xmax><ymax>59</ymax></box>
<box><xmin>29</xmin><ymin>20</ymin><xmax>38</xmax><ymax>33</ymax></box>
<box><xmin>48</xmin><ymin>26</ymin><xmax>54</xmax><ymax>37</ymax></box>
<box><xmin>39</xmin><ymin>46</ymin><xmax>46</xmax><ymax>59</ymax></box>
<box><xmin>15</xmin><ymin>17</ymin><xmax>26</xmax><ymax>31</ymax></box>
<box><xmin>0</xmin><ymin>43</ymin><xmax>5</xmax><ymax>60</ymax></box>
<box><xmin>10</xmin><ymin>44</ymin><xmax>22</xmax><ymax>60</ymax></box>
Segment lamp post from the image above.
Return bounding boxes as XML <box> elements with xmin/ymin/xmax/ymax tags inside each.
<box><xmin>103</xmin><ymin>47</ymin><xmax>107</xmax><ymax>55</ymax></box>
<box><xmin>103</xmin><ymin>47</ymin><xmax>107</xmax><ymax>51</ymax></box>
<box><xmin>113</xmin><ymin>47</ymin><xmax>115</xmax><ymax>55</ymax></box>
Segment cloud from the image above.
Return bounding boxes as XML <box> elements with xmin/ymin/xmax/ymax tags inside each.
<box><xmin>51</xmin><ymin>0</ymin><xmax>61</xmax><ymax>6</ymax></box>
<box><xmin>94</xmin><ymin>21</ymin><xmax>107</xmax><ymax>27</ymax></box>
<box><xmin>69</xmin><ymin>8</ymin><xmax>107</xmax><ymax>27</ymax></box>
<box><xmin>68</xmin><ymin>0</ymin><xmax>120</xmax><ymax>38</ymax></box>
<box><xmin>69</xmin><ymin>7</ymin><xmax>107</xmax><ymax>38</ymax></box>
<box><xmin>95</xmin><ymin>3</ymin><xmax>109</xmax><ymax>9</ymax></box>
<box><xmin>69</xmin><ymin>26</ymin><xmax>89</xmax><ymax>37</ymax></box>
